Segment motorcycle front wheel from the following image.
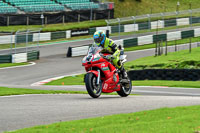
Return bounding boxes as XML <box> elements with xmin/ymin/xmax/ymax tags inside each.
<box><xmin>85</xmin><ymin>73</ymin><xmax>102</xmax><ymax>98</ymax></box>
<box><xmin>117</xmin><ymin>77</ymin><xmax>132</xmax><ymax>97</ymax></box>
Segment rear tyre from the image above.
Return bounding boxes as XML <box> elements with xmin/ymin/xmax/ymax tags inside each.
<box><xmin>117</xmin><ymin>77</ymin><xmax>132</xmax><ymax>97</ymax></box>
<box><xmin>85</xmin><ymin>73</ymin><xmax>102</xmax><ymax>98</ymax></box>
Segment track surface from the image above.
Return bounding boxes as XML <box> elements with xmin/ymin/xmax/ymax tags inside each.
<box><xmin>0</xmin><ymin>27</ymin><xmax>200</xmax><ymax>132</ymax></box>
<box><xmin>1</xmin><ymin>94</ymin><xmax>200</xmax><ymax>132</ymax></box>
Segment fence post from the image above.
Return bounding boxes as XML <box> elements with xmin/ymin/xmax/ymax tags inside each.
<box><xmin>165</xmin><ymin>41</ymin><xmax>168</xmax><ymax>55</ymax></box>
<box><xmin>78</xmin><ymin>14</ymin><xmax>80</xmax><ymax>22</ymax></box>
<box><xmin>175</xmin><ymin>40</ymin><xmax>177</xmax><ymax>52</ymax></box>
<box><xmin>147</xmin><ymin>14</ymin><xmax>151</xmax><ymax>31</ymax></box>
<box><xmin>158</xmin><ymin>41</ymin><xmax>161</xmax><ymax>55</ymax></box>
<box><xmin>10</xmin><ymin>32</ymin><xmax>13</xmax><ymax>55</ymax></box>
<box><xmin>189</xmin><ymin>38</ymin><xmax>192</xmax><ymax>53</ymax></box>
<box><xmin>94</xmin><ymin>12</ymin><xmax>96</xmax><ymax>20</ymax></box>
<box><xmin>161</xmin><ymin>40</ymin><xmax>163</xmax><ymax>55</ymax></box>
<box><xmin>117</xmin><ymin>18</ymin><xmax>121</xmax><ymax>39</ymax></box>
<box><xmin>189</xmin><ymin>9</ymin><xmax>192</xmax><ymax>28</ymax></box>
<box><xmin>90</xmin><ymin>3</ymin><xmax>93</xmax><ymax>21</ymax></box>
<box><xmin>161</xmin><ymin>13</ymin><xmax>164</xmax><ymax>30</ymax></box>
<box><xmin>40</xmin><ymin>14</ymin><xmax>44</xmax><ymax>26</ymax></box>
<box><xmin>25</xmin><ymin>30</ymin><xmax>29</xmax><ymax>53</ymax></box>
<box><xmin>26</xmin><ymin>16</ymin><xmax>29</xmax><ymax>26</ymax></box>
<box><xmin>37</xmin><ymin>29</ymin><xmax>41</xmax><ymax>51</ymax></box>
<box><xmin>176</xmin><ymin>11</ymin><xmax>179</xmax><ymax>29</ymax></box>
<box><xmin>155</xmin><ymin>20</ymin><xmax>160</xmax><ymax>56</ymax></box>
<box><xmin>155</xmin><ymin>42</ymin><xmax>158</xmax><ymax>56</ymax></box>
<box><xmin>7</xmin><ymin>16</ymin><xmax>10</xmax><ymax>26</ymax></box>
<box><xmin>63</xmin><ymin>15</ymin><xmax>65</xmax><ymax>25</ymax></box>
<box><xmin>15</xmin><ymin>31</ymin><xmax>19</xmax><ymax>54</ymax></box>
<box><xmin>131</xmin><ymin>16</ymin><xmax>136</xmax><ymax>35</ymax></box>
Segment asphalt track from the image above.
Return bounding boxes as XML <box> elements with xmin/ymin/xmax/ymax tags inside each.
<box><xmin>0</xmin><ymin>27</ymin><xmax>200</xmax><ymax>132</ymax></box>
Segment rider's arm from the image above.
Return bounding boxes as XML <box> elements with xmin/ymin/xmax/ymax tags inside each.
<box><xmin>108</xmin><ymin>40</ymin><xmax>120</xmax><ymax>58</ymax></box>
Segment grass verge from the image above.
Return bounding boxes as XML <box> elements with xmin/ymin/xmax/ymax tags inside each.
<box><xmin>45</xmin><ymin>74</ymin><xmax>85</xmax><ymax>86</ymax></box>
<box><xmin>133</xmin><ymin>80</ymin><xmax>200</xmax><ymax>88</ymax></box>
<box><xmin>0</xmin><ymin>62</ymin><xmax>30</xmax><ymax>68</ymax></box>
<box><xmin>0</xmin><ymin>87</ymin><xmax>87</xmax><ymax>96</ymax></box>
<box><xmin>0</xmin><ymin>87</ymin><xmax>135</xmax><ymax>96</ymax></box>
<box><xmin>45</xmin><ymin>74</ymin><xmax>200</xmax><ymax>88</ymax></box>
<box><xmin>7</xmin><ymin>105</ymin><xmax>200</xmax><ymax>133</ymax></box>
<box><xmin>125</xmin><ymin>46</ymin><xmax>200</xmax><ymax>70</ymax></box>
<box><xmin>0</xmin><ymin>20</ymin><xmax>106</xmax><ymax>32</ymax></box>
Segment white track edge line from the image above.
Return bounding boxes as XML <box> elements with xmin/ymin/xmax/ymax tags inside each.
<box><xmin>31</xmin><ymin>72</ymin><xmax>84</xmax><ymax>86</ymax></box>
<box><xmin>0</xmin><ymin>62</ymin><xmax>36</xmax><ymax>70</ymax></box>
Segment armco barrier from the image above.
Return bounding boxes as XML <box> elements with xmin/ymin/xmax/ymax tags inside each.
<box><xmin>51</xmin><ymin>31</ymin><xmax>66</xmax><ymax>40</ymax></box>
<box><xmin>67</xmin><ymin>45</ymin><xmax>90</xmax><ymax>57</ymax></box>
<box><xmin>12</xmin><ymin>53</ymin><xmax>27</xmax><ymax>63</ymax></box>
<box><xmin>67</xmin><ymin>27</ymin><xmax>200</xmax><ymax>57</ymax></box>
<box><xmin>0</xmin><ymin>55</ymin><xmax>12</xmax><ymax>63</ymax></box>
<box><xmin>0</xmin><ymin>50</ymin><xmax>39</xmax><ymax>63</ymax></box>
<box><xmin>16</xmin><ymin>34</ymin><xmax>33</xmax><ymax>43</ymax></box>
<box><xmin>27</xmin><ymin>51</ymin><xmax>40</xmax><ymax>61</ymax></box>
<box><xmin>128</xmin><ymin>69</ymin><xmax>200</xmax><ymax>81</ymax></box>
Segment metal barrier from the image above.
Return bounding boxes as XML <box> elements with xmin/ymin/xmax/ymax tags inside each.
<box><xmin>14</xmin><ymin>29</ymin><xmax>41</xmax><ymax>54</ymax></box>
<box><xmin>105</xmin><ymin>8</ymin><xmax>200</xmax><ymax>38</ymax></box>
<box><xmin>67</xmin><ymin>27</ymin><xmax>200</xmax><ymax>57</ymax></box>
<box><xmin>0</xmin><ymin>29</ymin><xmax>41</xmax><ymax>63</ymax></box>
<box><xmin>0</xmin><ymin>29</ymin><xmax>41</xmax><ymax>55</ymax></box>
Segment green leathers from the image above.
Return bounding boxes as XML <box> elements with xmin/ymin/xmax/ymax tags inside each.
<box><xmin>101</xmin><ymin>38</ymin><xmax>121</xmax><ymax>68</ymax></box>
<box><xmin>93</xmin><ymin>30</ymin><xmax>121</xmax><ymax>68</ymax></box>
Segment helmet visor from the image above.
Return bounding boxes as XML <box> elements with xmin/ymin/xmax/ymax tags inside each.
<box><xmin>94</xmin><ymin>38</ymin><xmax>101</xmax><ymax>44</ymax></box>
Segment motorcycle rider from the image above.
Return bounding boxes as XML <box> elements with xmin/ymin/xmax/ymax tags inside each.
<box><xmin>93</xmin><ymin>30</ymin><xmax>128</xmax><ymax>79</ymax></box>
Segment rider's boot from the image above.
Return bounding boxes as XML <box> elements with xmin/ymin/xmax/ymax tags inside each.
<box><xmin>120</xmin><ymin>66</ymin><xmax>128</xmax><ymax>79</ymax></box>
<box><xmin>119</xmin><ymin>66</ymin><xmax>130</xmax><ymax>88</ymax></box>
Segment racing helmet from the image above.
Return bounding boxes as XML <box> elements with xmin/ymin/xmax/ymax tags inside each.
<box><xmin>93</xmin><ymin>30</ymin><xmax>106</xmax><ymax>47</ymax></box>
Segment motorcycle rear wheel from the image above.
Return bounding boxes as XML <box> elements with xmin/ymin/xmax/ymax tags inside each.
<box><xmin>85</xmin><ymin>73</ymin><xmax>102</xmax><ymax>98</ymax></box>
<box><xmin>117</xmin><ymin>77</ymin><xmax>132</xmax><ymax>97</ymax></box>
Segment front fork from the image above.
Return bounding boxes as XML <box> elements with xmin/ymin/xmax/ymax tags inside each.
<box><xmin>85</xmin><ymin>70</ymin><xmax>101</xmax><ymax>84</ymax></box>
<box><xmin>97</xmin><ymin>69</ymin><xmax>100</xmax><ymax>85</ymax></box>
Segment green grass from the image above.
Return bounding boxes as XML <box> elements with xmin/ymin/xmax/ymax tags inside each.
<box><xmin>0</xmin><ymin>20</ymin><xmax>106</xmax><ymax>32</ymax></box>
<box><xmin>109</xmin><ymin>0</ymin><xmax>200</xmax><ymax>18</ymax></box>
<box><xmin>133</xmin><ymin>80</ymin><xmax>200</xmax><ymax>88</ymax></box>
<box><xmin>0</xmin><ymin>63</ymin><xmax>30</xmax><ymax>68</ymax></box>
<box><xmin>46</xmin><ymin>74</ymin><xmax>85</xmax><ymax>86</ymax></box>
<box><xmin>0</xmin><ymin>87</ymin><xmax>87</xmax><ymax>96</ymax></box>
<box><xmin>45</xmin><ymin>74</ymin><xmax>200</xmax><ymax>88</ymax></box>
<box><xmin>7</xmin><ymin>105</ymin><xmax>200</xmax><ymax>133</ymax></box>
<box><xmin>125</xmin><ymin>45</ymin><xmax>200</xmax><ymax>70</ymax></box>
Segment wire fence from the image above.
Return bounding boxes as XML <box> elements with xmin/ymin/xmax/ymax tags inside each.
<box><xmin>104</xmin><ymin>8</ymin><xmax>200</xmax><ymax>39</ymax></box>
<box><xmin>0</xmin><ymin>29</ymin><xmax>41</xmax><ymax>55</ymax></box>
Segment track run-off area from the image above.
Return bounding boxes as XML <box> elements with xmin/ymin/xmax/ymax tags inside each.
<box><xmin>0</xmin><ymin>28</ymin><xmax>200</xmax><ymax>132</ymax></box>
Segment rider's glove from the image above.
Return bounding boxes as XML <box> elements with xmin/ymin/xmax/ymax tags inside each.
<box><xmin>106</xmin><ymin>55</ymin><xmax>113</xmax><ymax>60</ymax></box>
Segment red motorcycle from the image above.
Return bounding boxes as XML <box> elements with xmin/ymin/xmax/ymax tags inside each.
<box><xmin>82</xmin><ymin>46</ymin><xmax>132</xmax><ymax>98</ymax></box>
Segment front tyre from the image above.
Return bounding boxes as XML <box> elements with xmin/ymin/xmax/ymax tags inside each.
<box><xmin>117</xmin><ymin>77</ymin><xmax>132</xmax><ymax>97</ymax></box>
<box><xmin>85</xmin><ymin>73</ymin><xmax>102</xmax><ymax>98</ymax></box>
